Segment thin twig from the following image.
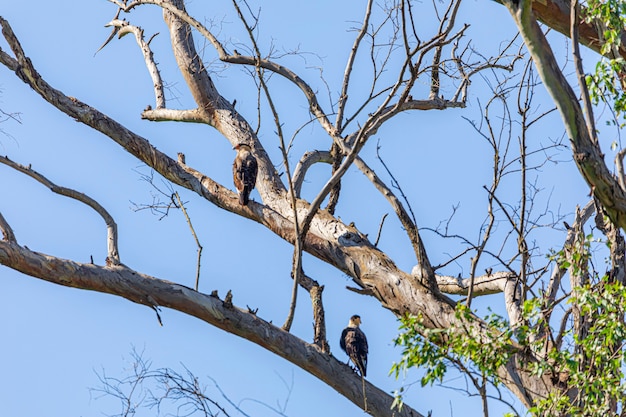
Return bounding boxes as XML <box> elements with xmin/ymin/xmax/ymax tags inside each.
<box><xmin>336</xmin><ymin>0</ymin><xmax>374</xmax><ymax>133</ymax></box>
<box><xmin>174</xmin><ymin>191</ymin><xmax>203</xmax><ymax>291</ymax></box>
<box><xmin>374</xmin><ymin>213</ymin><xmax>388</xmax><ymax>247</ymax></box>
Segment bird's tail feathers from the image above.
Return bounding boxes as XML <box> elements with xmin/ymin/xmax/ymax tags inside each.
<box><xmin>240</xmin><ymin>186</ymin><xmax>250</xmax><ymax>205</ymax></box>
<box><xmin>352</xmin><ymin>355</ymin><xmax>366</xmax><ymax>377</ymax></box>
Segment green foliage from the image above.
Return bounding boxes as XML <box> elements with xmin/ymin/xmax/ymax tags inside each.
<box><xmin>584</xmin><ymin>0</ymin><xmax>626</xmax><ymax>122</ymax></box>
<box><xmin>390</xmin><ymin>306</ymin><xmax>516</xmax><ymax>410</ymax></box>
<box><xmin>530</xmin><ymin>278</ymin><xmax>626</xmax><ymax>416</ymax></box>
<box><xmin>391</xmin><ymin>276</ymin><xmax>626</xmax><ymax>416</ymax></box>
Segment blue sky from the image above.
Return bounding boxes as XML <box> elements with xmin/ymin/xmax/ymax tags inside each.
<box><xmin>0</xmin><ymin>1</ymin><xmax>595</xmax><ymax>416</ymax></box>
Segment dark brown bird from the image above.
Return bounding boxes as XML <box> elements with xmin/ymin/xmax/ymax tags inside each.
<box><xmin>340</xmin><ymin>314</ymin><xmax>368</xmax><ymax>377</ymax></box>
<box><xmin>232</xmin><ymin>143</ymin><xmax>258</xmax><ymax>205</ymax></box>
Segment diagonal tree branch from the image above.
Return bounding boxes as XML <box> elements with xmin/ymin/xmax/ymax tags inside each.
<box><xmin>335</xmin><ymin>0</ymin><xmax>374</xmax><ymax>133</ymax></box>
<box><xmin>499</xmin><ymin>0</ymin><xmax>626</xmax><ymax>231</ymax></box>
<box><xmin>0</xmin><ymin>239</ymin><xmax>423</xmax><ymax>417</ymax></box>
<box><xmin>492</xmin><ymin>0</ymin><xmax>626</xmax><ymax>60</ymax></box>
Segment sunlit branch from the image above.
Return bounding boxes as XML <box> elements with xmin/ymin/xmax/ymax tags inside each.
<box><xmin>0</xmin><ymin>155</ymin><xmax>120</xmax><ymax>264</ymax></box>
<box><xmin>110</xmin><ymin>0</ymin><xmax>338</xmax><ymax>138</ymax></box>
<box><xmin>291</xmin><ymin>150</ymin><xmax>333</xmax><ymax>198</ymax></box>
<box><xmin>430</xmin><ymin>271</ymin><xmax>517</xmax><ymax>296</ymax></box>
<box><xmin>141</xmin><ymin>108</ymin><xmax>206</xmax><ymax>122</ymax></box>
<box><xmin>0</xmin><ymin>240</ymin><xmax>418</xmax><ymax>417</ymax></box>
<box><xmin>106</xmin><ymin>19</ymin><xmax>166</xmax><ymax>109</ymax></box>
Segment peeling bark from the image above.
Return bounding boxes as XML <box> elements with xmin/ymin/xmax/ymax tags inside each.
<box><xmin>0</xmin><ymin>3</ymin><xmax>563</xmax><ymax>412</ymax></box>
<box><xmin>0</xmin><ymin>240</ymin><xmax>422</xmax><ymax>417</ymax></box>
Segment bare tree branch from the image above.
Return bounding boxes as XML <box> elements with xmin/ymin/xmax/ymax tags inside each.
<box><xmin>0</xmin><ymin>155</ymin><xmax>120</xmax><ymax>264</ymax></box>
<box><xmin>174</xmin><ymin>191</ymin><xmax>203</xmax><ymax>291</ymax></box>
<box><xmin>106</xmin><ymin>19</ymin><xmax>165</xmax><ymax>109</ymax></box>
<box><xmin>291</xmin><ymin>150</ymin><xmax>333</xmax><ymax>198</ymax></box>
<box><xmin>336</xmin><ymin>0</ymin><xmax>374</xmax><ymax>133</ymax></box>
<box><xmin>141</xmin><ymin>107</ymin><xmax>206</xmax><ymax>122</ymax></box>
<box><xmin>0</xmin><ymin>240</ymin><xmax>423</xmax><ymax>417</ymax></box>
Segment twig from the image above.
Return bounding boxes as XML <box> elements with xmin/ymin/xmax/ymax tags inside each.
<box><xmin>375</xmin><ymin>142</ymin><xmax>417</xmax><ymax>225</ymax></box>
<box><xmin>326</xmin><ymin>142</ymin><xmax>342</xmax><ymax>215</ymax></box>
<box><xmin>335</xmin><ymin>0</ymin><xmax>374</xmax><ymax>133</ymax></box>
<box><xmin>0</xmin><ymin>155</ymin><xmax>120</xmax><ymax>264</ymax></box>
<box><xmin>174</xmin><ymin>191</ymin><xmax>203</xmax><ymax>291</ymax></box>
<box><xmin>374</xmin><ymin>213</ymin><xmax>388</xmax><ymax>247</ymax></box>
<box><xmin>355</xmin><ymin>155</ymin><xmax>437</xmax><ymax>289</ymax></box>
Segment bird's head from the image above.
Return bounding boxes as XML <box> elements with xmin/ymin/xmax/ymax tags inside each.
<box><xmin>233</xmin><ymin>143</ymin><xmax>252</xmax><ymax>151</ymax></box>
<box><xmin>349</xmin><ymin>314</ymin><xmax>362</xmax><ymax>327</ymax></box>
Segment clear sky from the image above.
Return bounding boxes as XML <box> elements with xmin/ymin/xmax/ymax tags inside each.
<box><xmin>0</xmin><ymin>1</ymin><xmax>594</xmax><ymax>416</ymax></box>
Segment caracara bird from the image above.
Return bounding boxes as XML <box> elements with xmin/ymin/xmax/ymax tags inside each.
<box><xmin>340</xmin><ymin>314</ymin><xmax>368</xmax><ymax>377</ymax></box>
<box><xmin>232</xmin><ymin>143</ymin><xmax>258</xmax><ymax>205</ymax></box>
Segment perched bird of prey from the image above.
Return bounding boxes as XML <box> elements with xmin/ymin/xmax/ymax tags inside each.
<box><xmin>232</xmin><ymin>143</ymin><xmax>258</xmax><ymax>205</ymax></box>
<box><xmin>340</xmin><ymin>314</ymin><xmax>368</xmax><ymax>377</ymax></box>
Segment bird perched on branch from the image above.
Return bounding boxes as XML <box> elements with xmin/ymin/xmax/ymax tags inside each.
<box><xmin>340</xmin><ymin>314</ymin><xmax>368</xmax><ymax>377</ymax></box>
<box><xmin>232</xmin><ymin>143</ymin><xmax>258</xmax><ymax>205</ymax></box>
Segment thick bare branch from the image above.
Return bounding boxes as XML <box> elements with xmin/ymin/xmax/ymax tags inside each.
<box><xmin>141</xmin><ymin>108</ymin><xmax>205</xmax><ymax>122</ymax></box>
<box><xmin>499</xmin><ymin>0</ymin><xmax>626</xmax><ymax>231</ymax></box>
<box><xmin>0</xmin><ymin>240</ymin><xmax>422</xmax><ymax>417</ymax></box>
<box><xmin>569</xmin><ymin>1</ymin><xmax>597</xmax><ymax>143</ymax></box>
<box><xmin>432</xmin><ymin>271</ymin><xmax>517</xmax><ymax>296</ymax></box>
<box><xmin>493</xmin><ymin>0</ymin><xmax>626</xmax><ymax>60</ymax></box>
